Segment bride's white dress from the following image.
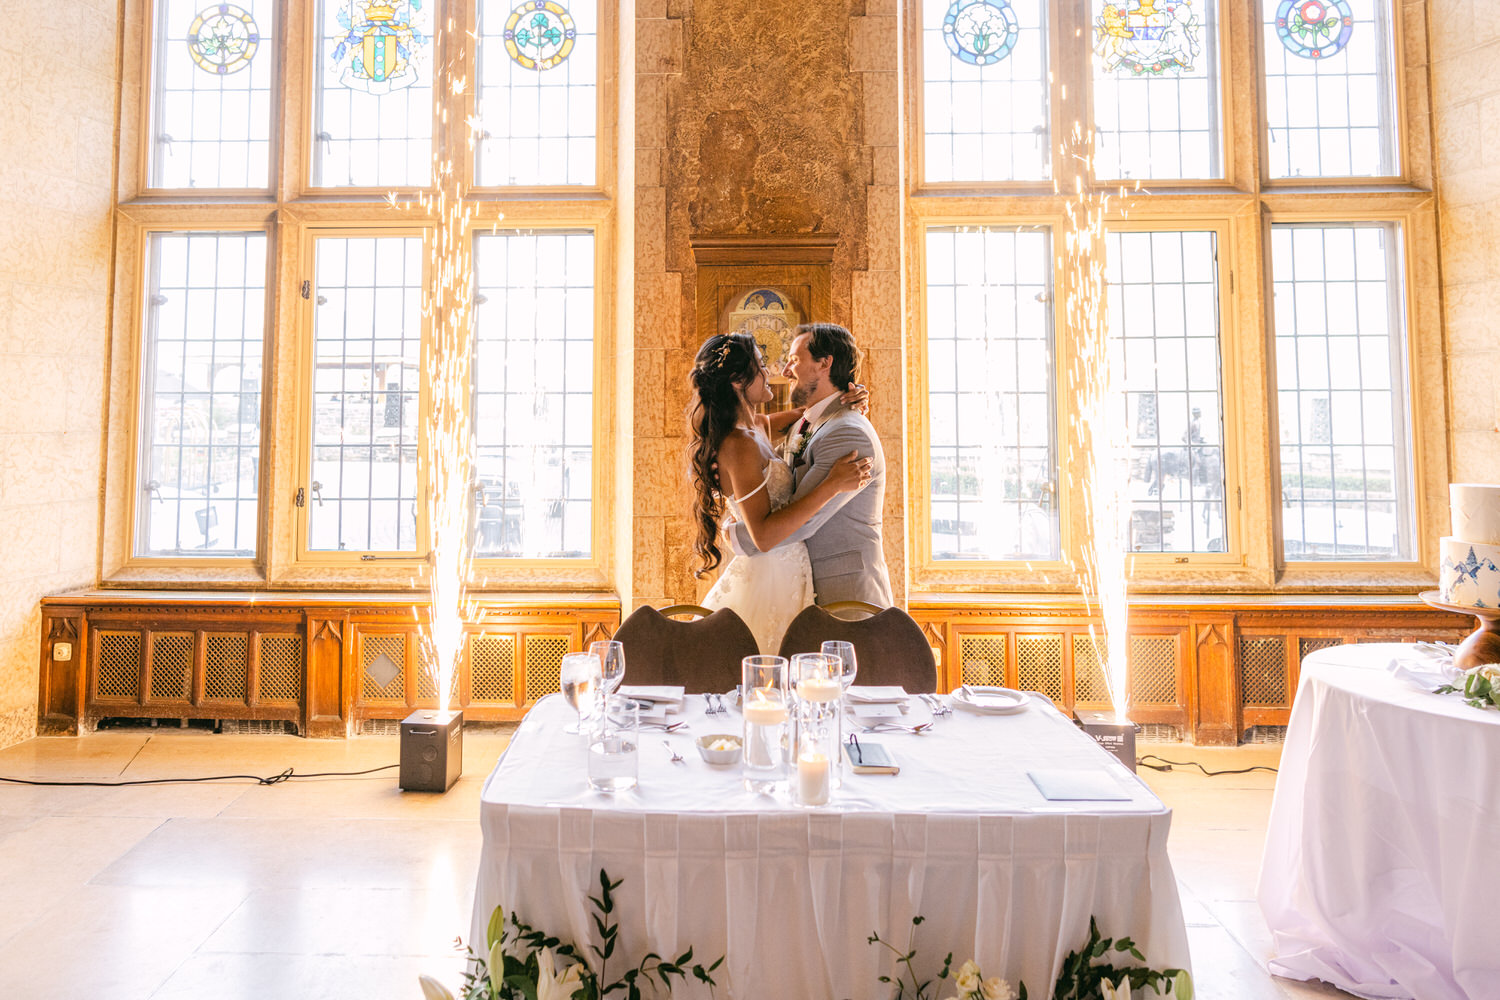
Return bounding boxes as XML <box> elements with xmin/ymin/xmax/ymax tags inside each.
<box><xmin>702</xmin><ymin>455</ymin><xmax>815</xmax><ymax>655</ymax></box>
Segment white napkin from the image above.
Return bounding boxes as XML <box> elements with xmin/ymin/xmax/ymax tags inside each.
<box><xmin>849</xmin><ymin>703</ymin><xmax>905</xmax><ymax>722</ymax></box>
<box><xmin>845</xmin><ymin>686</ymin><xmax>908</xmax><ymax>704</ymax></box>
<box><xmin>618</xmin><ymin>685</ymin><xmax>686</xmax><ymax>707</ymax></box>
<box><xmin>1386</xmin><ymin>650</ymin><xmax>1462</xmax><ymax>693</ymax></box>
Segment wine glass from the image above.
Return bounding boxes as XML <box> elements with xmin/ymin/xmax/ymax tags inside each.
<box><xmin>822</xmin><ymin>640</ymin><xmax>857</xmax><ymax>692</ymax></box>
<box><xmin>560</xmin><ymin>651</ymin><xmax>602</xmax><ymax>735</ymax></box>
<box><xmin>590</xmin><ymin>640</ymin><xmax>626</xmax><ymax>697</ymax></box>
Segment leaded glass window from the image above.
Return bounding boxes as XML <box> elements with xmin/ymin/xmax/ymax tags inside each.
<box><xmin>308</xmin><ymin>236</ymin><xmax>424</xmax><ymax>552</ymax></box>
<box><xmin>477</xmin><ymin>0</ymin><xmax>597</xmax><ymax>186</ymax></box>
<box><xmin>926</xmin><ymin>227</ymin><xmax>1057</xmax><ymax>560</ymax></box>
<box><xmin>1271</xmin><ymin>223</ymin><xmax>1412</xmax><ymax>559</ymax></box>
<box><xmin>313</xmin><ymin>0</ymin><xmax>434</xmax><ymax>188</ymax></box>
<box><xmin>149</xmin><ymin>0</ymin><xmax>275</xmax><ymax>188</ymax></box>
<box><xmin>137</xmin><ymin>233</ymin><xmax>267</xmax><ymax>557</ymax></box>
<box><xmin>472</xmin><ymin>231</ymin><xmax>595</xmax><ymax>559</ymax></box>
<box><xmin>1263</xmin><ymin>0</ymin><xmax>1399</xmax><ymax>178</ymax></box>
<box><xmin>1107</xmin><ymin>230</ymin><xmax>1228</xmax><ymax>553</ymax></box>
<box><xmin>922</xmin><ymin>0</ymin><xmax>1050</xmax><ymax>183</ymax></box>
<box><xmin>1091</xmin><ymin>0</ymin><xmax>1222</xmax><ymax>180</ymax></box>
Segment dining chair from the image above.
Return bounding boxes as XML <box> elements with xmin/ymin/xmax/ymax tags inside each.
<box><xmin>611</xmin><ymin>604</ymin><xmax>759</xmax><ymax>693</ymax></box>
<box><xmin>777</xmin><ymin>604</ymin><xmax>939</xmax><ymax>693</ymax></box>
<box><xmin>821</xmin><ymin>600</ymin><xmax>883</xmax><ymax>621</ymax></box>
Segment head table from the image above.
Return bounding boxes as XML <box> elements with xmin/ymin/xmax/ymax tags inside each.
<box><xmin>472</xmin><ymin>691</ymin><xmax>1190</xmax><ymax>998</ymax></box>
<box><xmin>1258</xmin><ymin>643</ymin><xmax>1500</xmax><ymax>1000</ymax></box>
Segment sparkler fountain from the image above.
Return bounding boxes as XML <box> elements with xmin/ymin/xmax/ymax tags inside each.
<box><xmin>1058</xmin><ymin>121</ymin><xmax>1135</xmax><ymax>755</ymax></box>
<box><xmin>396</xmin><ymin>15</ymin><xmax>494</xmax><ymax>791</ymax></box>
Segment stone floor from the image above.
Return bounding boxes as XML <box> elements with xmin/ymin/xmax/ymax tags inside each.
<box><xmin>0</xmin><ymin>728</ymin><xmax>1351</xmax><ymax>999</ymax></box>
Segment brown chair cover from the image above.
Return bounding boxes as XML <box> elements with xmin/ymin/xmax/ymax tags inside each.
<box><xmin>777</xmin><ymin>604</ymin><xmax>939</xmax><ymax>694</ymax></box>
<box><xmin>612</xmin><ymin>605</ymin><xmax>759</xmax><ymax>694</ymax></box>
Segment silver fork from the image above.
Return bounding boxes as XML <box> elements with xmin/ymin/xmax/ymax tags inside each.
<box><xmin>662</xmin><ymin>739</ymin><xmax>685</xmax><ymax>764</ymax></box>
<box><xmin>924</xmin><ymin>693</ymin><xmax>952</xmax><ymax>718</ymax></box>
<box><xmin>703</xmin><ymin>692</ymin><xmax>717</xmax><ymax>715</ymax></box>
<box><xmin>712</xmin><ymin>692</ymin><xmax>727</xmax><ymax>714</ymax></box>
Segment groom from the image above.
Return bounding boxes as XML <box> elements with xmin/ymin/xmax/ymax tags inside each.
<box><xmin>730</xmin><ymin>322</ymin><xmax>894</xmax><ymax>607</ymax></box>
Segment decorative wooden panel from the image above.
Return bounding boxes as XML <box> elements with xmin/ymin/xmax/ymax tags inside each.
<box><xmin>524</xmin><ymin>634</ymin><xmax>569</xmax><ymax>702</ymax></box>
<box><xmin>96</xmin><ymin>631</ymin><xmax>141</xmax><ymax>701</ymax></box>
<box><xmin>258</xmin><ymin>634</ymin><xmax>303</xmax><ymax>703</ymax></box>
<box><xmin>204</xmin><ymin>633</ymin><xmax>248</xmax><ymax>701</ymax></box>
<box><xmin>1239</xmin><ymin>636</ymin><xmax>1287</xmax><ymax>706</ymax></box>
<box><xmin>360</xmin><ymin>634</ymin><xmax>408</xmax><ymax>703</ymax></box>
<box><xmin>1016</xmin><ymin>634</ymin><xmax>1065</xmax><ymax>703</ymax></box>
<box><xmin>1130</xmin><ymin>635</ymin><xmax>1178</xmax><ymax>706</ymax></box>
<box><xmin>149</xmin><ymin>633</ymin><xmax>193</xmax><ymax>701</ymax></box>
<box><xmin>957</xmin><ymin>634</ymin><xmax>1006</xmax><ymax>686</ymax></box>
<box><xmin>470</xmin><ymin>633</ymin><xmax>516</xmax><ymax>703</ymax></box>
<box><xmin>1072</xmin><ymin>635</ymin><xmax>1111</xmax><ymax>704</ymax></box>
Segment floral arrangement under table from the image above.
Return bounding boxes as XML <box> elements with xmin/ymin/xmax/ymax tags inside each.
<box><xmin>468</xmin><ymin>688</ymin><xmax>1191</xmax><ymax>998</ymax></box>
<box><xmin>1258</xmin><ymin>642</ymin><xmax>1500</xmax><ymax>1000</ymax></box>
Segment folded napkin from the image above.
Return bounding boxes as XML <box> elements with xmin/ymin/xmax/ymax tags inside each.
<box><xmin>618</xmin><ymin>685</ymin><xmax>686</xmax><ymax>706</ymax></box>
<box><xmin>1386</xmin><ymin>650</ymin><xmax>1462</xmax><ymax>693</ymax></box>
<box><xmin>848</xmin><ymin>703</ymin><xmax>906</xmax><ymax>722</ymax></box>
<box><xmin>845</xmin><ymin>686</ymin><xmax>908</xmax><ymax>704</ymax></box>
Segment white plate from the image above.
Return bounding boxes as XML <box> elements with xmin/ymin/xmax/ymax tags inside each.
<box><xmin>950</xmin><ymin>686</ymin><xmax>1029</xmax><ymax>715</ymax></box>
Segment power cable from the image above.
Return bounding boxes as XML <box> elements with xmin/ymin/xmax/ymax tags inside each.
<box><xmin>0</xmin><ymin>764</ymin><xmax>399</xmax><ymax>788</ymax></box>
<box><xmin>1136</xmin><ymin>754</ymin><xmax>1278</xmax><ymax>777</ymax></box>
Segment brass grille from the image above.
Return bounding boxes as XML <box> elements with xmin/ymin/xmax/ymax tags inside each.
<box><xmin>1130</xmin><ymin>635</ymin><xmax>1178</xmax><ymax>705</ymax></box>
<box><xmin>525</xmin><ymin>634</ymin><xmax>569</xmax><ymax>701</ymax></box>
<box><xmin>1240</xmin><ymin>636</ymin><xmax>1288</xmax><ymax>706</ymax></box>
<box><xmin>958</xmin><ymin>635</ymin><xmax>1006</xmax><ymax>686</ymax></box>
<box><xmin>1299</xmin><ymin>636</ymin><xmax>1343</xmax><ymax>663</ymax></box>
<box><xmin>470</xmin><ymin>633</ymin><xmax>516</xmax><ymax>702</ymax></box>
<box><xmin>1073</xmin><ymin>634</ymin><xmax>1113</xmax><ymax>703</ymax></box>
<box><xmin>258</xmin><ymin>634</ymin><xmax>303</xmax><ymax>702</ymax></box>
<box><xmin>1016</xmin><ymin>635</ymin><xmax>1063</xmax><ymax>701</ymax></box>
<box><xmin>205</xmin><ymin>633</ymin><xmax>248</xmax><ymax>701</ymax></box>
<box><xmin>96</xmin><ymin>631</ymin><xmax>141</xmax><ymax>700</ymax></box>
<box><xmin>362</xmin><ymin>634</ymin><xmax>407</xmax><ymax>702</ymax></box>
<box><xmin>149</xmin><ymin>633</ymin><xmax>192</xmax><ymax>701</ymax></box>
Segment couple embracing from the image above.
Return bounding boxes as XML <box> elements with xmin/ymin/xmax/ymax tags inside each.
<box><xmin>687</xmin><ymin>323</ymin><xmax>893</xmax><ymax>654</ymax></box>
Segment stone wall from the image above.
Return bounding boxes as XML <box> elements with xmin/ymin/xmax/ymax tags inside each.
<box><xmin>1429</xmin><ymin>0</ymin><xmax>1500</xmax><ymax>482</ymax></box>
<box><xmin>629</xmin><ymin>0</ymin><xmax>905</xmax><ymax>611</ymax></box>
<box><xmin>0</xmin><ymin>3</ymin><xmax>118</xmax><ymax>747</ymax></box>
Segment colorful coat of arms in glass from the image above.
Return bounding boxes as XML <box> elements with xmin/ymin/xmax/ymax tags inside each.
<box><xmin>1094</xmin><ymin>0</ymin><xmax>1202</xmax><ymax>75</ymax></box>
<box><xmin>332</xmin><ymin>0</ymin><xmax>429</xmax><ymax>94</ymax></box>
<box><xmin>1275</xmin><ymin>0</ymin><xmax>1354</xmax><ymax>59</ymax></box>
<box><xmin>942</xmin><ymin>0</ymin><xmax>1020</xmax><ymax>66</ymax></box>
<box><xmin>187</xmin><ymin>4</ymin><xmax>260</xmax><ymax>75</ymax></box>
<box><xmin>504</xmin><ymin>1</ymin><xmax>578</xmax><ymax>71</ymax></box>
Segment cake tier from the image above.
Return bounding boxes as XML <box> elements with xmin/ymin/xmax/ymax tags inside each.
<box><xmin>1450</xmin><ymin>483</ymin><xmax>1500</xmax><ymax>544</ymax></box>
<box><xmin>1440</xmin><ymin>536</ymin><xmax>1500</xmax><ymax>609</ymax></box>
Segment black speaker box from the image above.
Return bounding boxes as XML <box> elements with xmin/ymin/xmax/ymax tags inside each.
<box><xmin>399</xmin><ymin>709</ymin><xmax>463</xmax><ymax>792</ymax></box>
<box><xmin>1075</xmin><ymin>710</ymin><xmax>1138</xmax><ymax>773</ymax></box>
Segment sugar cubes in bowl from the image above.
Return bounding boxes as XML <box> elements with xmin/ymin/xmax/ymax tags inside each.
<box><xmin>696</xmin><ymin>734</ymin><xmax>742</xmax><ymax>765</ymax></box>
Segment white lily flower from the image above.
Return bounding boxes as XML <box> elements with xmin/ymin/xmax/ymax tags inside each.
<box><xmin>1101</xmin><ymin>975</ymin><xmax>1131</xmax><ymax>1000</ymax></box>
<box><xmin>537</xmin><ymin>947</ymin><xmax>585</xmax><ymax>1000</ymax></box>
<box><xmin>417</xmin><ymin>974</ymin><xmax>457</xmax><ymax>1000</ymax></box>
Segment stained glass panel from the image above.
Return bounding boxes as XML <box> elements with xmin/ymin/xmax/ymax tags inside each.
<box><xmin>1271</xmin><ymin>223</ymin><xmax>1412</xmax><ymax>559</ymax></box>
<box><xmin>1263</xmin><ymin>0</ymin><xmax>1398</xmax><ymax>178</ymax></box>
<box><xmin>1107</xmin><ymin>230</ymin><xmax>1228</xmax><ymax>553</ymax></box>
<box><xmin>477</xmin><ymin>0</ymin><xmax>597</xmax><ymax>186</ymax></box>
<box><xmin>472</xmin><ymin>231</ymin><xmax>595</xmax><ymax>559</ymax></box>
<box><xmin>925</xmin><ymin>227</ymin><xmax>1057</xmax><ymax>561</ymax></box>
<box><xmin>1091</xmin><ymin>0</ymin><xmax>1222</xmax><ymax>180</ymax></box>
<box><xmin>308</xmin><ymin>237</ymin><xmax>424</xmax><ymax>552</ymax></box>
<box><xmin>149</xmin><ymin>0</ymin><xmax>275</xmax><ymax>188</ymax></box>
<box><xmin>137</xmin><ymin>233</ymin><xmax>267</xmax><ymax>557</ymax></box>
<box><xmin>922</xmin><ymin>0</ymin><xmax>1050</xmax><ymax>182</ymax></box>
<box><xmin>313</xmin><ymin>0</ymin><xmax>434</xmax><ymax>188</ymax></box>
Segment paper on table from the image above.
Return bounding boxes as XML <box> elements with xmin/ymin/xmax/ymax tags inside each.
<box><xmin>848</xmin><ymin>703</ymin><xmax>904</xmax><ymax>722</ymax></box>
<box><xmin>1028</xmin><ymin>769</ymin><xmax>1132</xmax><ymax>801</ymax></box>
<box><xmin>845</xmin><ymin>686</ymin><xmax>909</xmax><ymax>704</ymax></box>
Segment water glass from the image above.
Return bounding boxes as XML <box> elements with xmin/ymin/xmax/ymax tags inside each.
<box><xmin>822</xmin><ymin>641</ymin><xmax>857</xmax><ymax>690</ymax></box>
<box><xmin>587</xmin><ymin>698</ymin><xmax>638</xmax><ymax>793</ymax></box>
<box><xmin>590</xmin><ymin>640</ymin><xmax>625</xmax><ymax>695</ymax></box>
<box><xmin>741</xmin><ymin>655</ymin><xmax>788</xmax><ymax>794</ymax></box>
<box><xmin>560</xmin><ymin>652</ymin><xmax>602</xmax><ymax>735</ymax></box>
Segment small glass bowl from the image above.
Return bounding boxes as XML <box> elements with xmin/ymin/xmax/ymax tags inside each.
<box><xmin>696</xmin><ymin>733</ymin><xmax>742</xmax><ymax>765</ymax></box>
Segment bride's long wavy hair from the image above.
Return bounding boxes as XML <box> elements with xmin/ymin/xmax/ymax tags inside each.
<box><xmin>687</xmin><ymin>332</ymin><xmax>761</xmax><ymax>578</ymax></box>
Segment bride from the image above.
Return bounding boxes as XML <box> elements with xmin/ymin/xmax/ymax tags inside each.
<box><xmin>687</xmin><ymin>332</ymin><xmax>871</xmax><ymax>654</ymax></box>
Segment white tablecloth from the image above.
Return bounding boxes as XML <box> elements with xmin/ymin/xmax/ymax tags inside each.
<box><xmin>1258</xmin><ymin>644</ymin><xmax>1500</xmax><ymax>1000</ymax></box>
<box><xmin>472</xmin><ymin>693</ymin><xmax>1189</xmax><ymax>999</ymax></box>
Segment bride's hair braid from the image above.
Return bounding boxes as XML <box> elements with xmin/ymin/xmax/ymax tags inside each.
<box><xmin>686</xmin><ymin>332</ymin><xmax>760</xmax><ymax>578</ymax></box>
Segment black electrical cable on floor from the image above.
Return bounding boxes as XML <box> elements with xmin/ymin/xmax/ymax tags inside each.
<box><xmin>0</xmin><ymin>764</ymin><xmax>399</xmax><ymax>788</ymax></box>
<box><xmin>1136</xmin><ymin>754</ymin><xmax>1278</xmax><ymax>777</ymax></box>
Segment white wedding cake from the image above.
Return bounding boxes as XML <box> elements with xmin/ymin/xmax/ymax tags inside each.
<box><xmin>1439</xmin><ymin>484</ymin><xmax>1500</xmax><ymax>609</ymax></box>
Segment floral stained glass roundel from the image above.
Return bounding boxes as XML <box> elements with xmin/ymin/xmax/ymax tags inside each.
<box><xmin>1275</xmin><ymin>0</ymin><xmax>1354</xmax><ymax>59</ymax></box>
<box><xmin>505</xmin><ymin>1</ymin><xmax>577</xmax><ymax>70</ymax></box>
<box><xmin>1094</xmin><ymin>0</ymin><xmax>1202</xmax><ymax>75</ymax></box>
<box><xmin>187</xmin><ymin>4</ymin><xmax>260</xmax><ymax>75</ymax></box>
<box><xmin>943</xmin><ymin>0</ymin><xmax>1020</xmax><ymax>66</ymax></box>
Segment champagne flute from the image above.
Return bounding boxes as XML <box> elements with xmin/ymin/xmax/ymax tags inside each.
<box><xmin>822</xmin><ymin>640</ymin><xmax>857</xmax><ymax>692</ymax></box>
<box><xmin>590</xmin><ymin>640</ymin><xmax>626</xmax><ymax>697</ymax></box>
<box><xmin>560</xmin><ymin>651</ymin><xmax>601</xmax><ymax>735</ymax></box>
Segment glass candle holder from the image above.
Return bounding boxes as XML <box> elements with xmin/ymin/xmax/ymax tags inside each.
<box><xmin>741</xmin><ymin>655</ymin><xmax>788</xmax><ymax>794</ymax></box>
<box><xmin>793</xmin><ymin>654</ymin><xmax>842</xmax><ymax>806</ymax></box>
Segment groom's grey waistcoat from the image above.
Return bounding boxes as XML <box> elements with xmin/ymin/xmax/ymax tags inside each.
<box><xmin>733</xmin><ymin>399</ymin><xmax>893</xmax><ymax>607</ymax></box>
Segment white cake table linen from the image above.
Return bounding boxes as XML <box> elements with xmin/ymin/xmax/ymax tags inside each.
<box><xmin>473</xmin><ymin>693</ymin><xmax>1190</xmax><ymax>999</ymax></box>
<box><xmin>1258</xmin><ymin>643</ymin><xmax>1500</xmax><ymax>1000</ymax></box>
